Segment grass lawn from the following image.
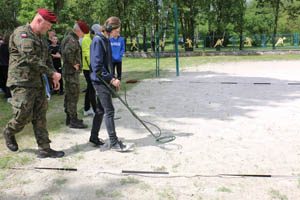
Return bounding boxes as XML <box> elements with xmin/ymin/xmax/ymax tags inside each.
<box><xmin>1</xmin><ymin>54</ymin><xmax>300</xmax><ymax>168</ymax></box>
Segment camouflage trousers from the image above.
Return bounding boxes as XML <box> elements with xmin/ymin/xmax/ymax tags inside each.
<box><xmin>63</xmin><ymin>73</ymin><xmax>80</xmax><ymax>120</ymax></box>
<box><xmin>5</xmin><ymin>86</ymin><xmax>51</xmax><ymax>149</ymax></box>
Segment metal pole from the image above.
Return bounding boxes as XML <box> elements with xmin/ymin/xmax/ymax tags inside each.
<box><xmin>174</xmin><ymin>5</ymin><xmax>179</xmax><ymax>76</ymax></box>
<box><xmin>295</xmin><ymin>33</ymin><xmax>299</xmax><ymax>48</ymax></box>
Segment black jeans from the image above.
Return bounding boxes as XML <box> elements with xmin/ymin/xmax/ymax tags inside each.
<box><xmin>0</xmin><ymin>65</ymin><xmax>11</xmax><ymax>98</ymax></box>
<box><xmin>113</xmin><ymin>62</ymin><xmax>122</xmax><ymax>80</ymax></box>
<box><xmin>83</xmin><ymin>70</ymin><xmax>97</xmax><ymax>112</ymax></box>
<box><xmin>91</xmin><ymin>83</ymin><xmax>118</xmax><ymax>144</ymax></box>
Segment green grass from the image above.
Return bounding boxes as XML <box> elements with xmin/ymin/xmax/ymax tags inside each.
<box><xmin>139</xmin><ymin>183</ymin><xmax>152</xmax><ymax>191</ymax></box>
<box><xmin>157</xmin><ymin>186</ymin><xmax>176</xmax><ymax>200</ymax></box>
<box><xmin>0</xmin><ymin>173</ymin><xmax>7</xmax><ymax>181</ymax></box>
<box><xmin>95</xmin><ymin>189</ymin><xmax>123</xmax><ymax>198</ymax></box>
<box><xmin>120</xmin><ymin>177</ymin><xmax>140</xmax><ymax>185</ymax></box>
<box><xmin>217</xmin><ymin>186</ymin><xmax>232</xmax><ymax>193</ymax></box>
<box><xmin>71</xmin><ymin>143</ymin><xmax>81</xmax><ymax>153</ymax></box>
<box><xmin>1</xmin><ymin>55</ymin><xmax>300</xmax><ymax>167</ymax></box>
<box><xmin>0</xmin><ymin>152</ymin><xmax>34</xmax><ymax>169</ymax></box>
<box><xmin>269</xmin><ymin>189</ymin><xmax>288</xmax><ymax>200</ymax></box>
<box><xmin>54</xmin><ymin>178</ymin><xmax>67</xmax><ymax>185</ymax></box>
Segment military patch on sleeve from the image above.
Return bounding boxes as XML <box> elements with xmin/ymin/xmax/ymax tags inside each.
<box><xmin>21</xmin><ymin>33</ymin><xmax>27</xmax><ymax>38</ymax></box>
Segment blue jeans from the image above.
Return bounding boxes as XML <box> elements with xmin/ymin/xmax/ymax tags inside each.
<box><xmin>91</xmin><ymin>83</ymin><xmax>118</xmax><ymax>144</ymax></box>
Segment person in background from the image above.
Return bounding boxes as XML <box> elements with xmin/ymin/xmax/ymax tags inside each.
<box><xmin>2</xmin><ymin>8</ymin><xmax>64</xmax><ymax>158</ymax></box>
<box><xmin>0</xmin><ymin>33</ymin><xmax>11</xmax><ymax>102</ymax></box>
<box><xmin>109</xmin><ymin>26</ymin><xmax>125</xmax><ymax>80</ymax></box>
<box><xmin>61</xmin><ymin>21</ymin><xmax>89</xmax><ymax>129</ymax></box>
<box><xmin>0</xmin><ymin>34</ymin><xmax>4</xmax><ymax>45</ymax></box>
<box><xmin>47</xmin><ymin>29</ymin><xmax>56</xmax><ymax>46</ymax></box>
<box><xmin>49</xmin><ymin>36</ymin><xmax>64</xmax><ymax>95</ymax></box>
<box><xmin>89</xmin><ymin>16</ymin><xmax>129</xmax><ymax>151</ymax></box>
<box><xmin>82</xmin><ymin>24</ymin><xmax>102</xmax><ymax>116</ymax></box>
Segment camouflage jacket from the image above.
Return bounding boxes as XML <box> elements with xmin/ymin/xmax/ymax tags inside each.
<box><xmin>7</xmin><ymin>24</ymin><xmax>56</xmax><ymax>87</ymax></box>
<box><xmin>61</xmin><ymin>31</ymin><xmax>82</xmax><ymax>75</ymax></box>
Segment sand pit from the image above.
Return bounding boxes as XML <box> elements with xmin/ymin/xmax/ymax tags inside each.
<box><xmin>1</xmin><ymin>60</ymin><xmax>300</xmax><ymax>200</ymax></box>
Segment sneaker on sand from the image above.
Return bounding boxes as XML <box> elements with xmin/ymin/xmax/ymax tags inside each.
<box><xmin>110</xmin><ymin>140</ymin><xmax>130</xmax><ymax>152</ymax></box>
<box><xmin>7</xmin><ymin>98</ymin><xmax>12</xmax><ymax>103</ymax></box>
<box><xmin>37</xmin><ymin>148</ymin><xmax>65</xmax><ymax>158</ymax></box>
<box><xmin>84</xmin><ymin>108</ymin><xmax>94</xmax><ymax>116</ymax></box>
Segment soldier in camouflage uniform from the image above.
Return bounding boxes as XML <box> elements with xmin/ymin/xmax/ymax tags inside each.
<box><xmin>2</xmin><ymin>8</ymin><xmax>65</xmax><ymax>158</ymax></box>
<box><xmin>61</xmin><ymin>21</ymin><xmax>89</xmax><ymax>129</ymax></box>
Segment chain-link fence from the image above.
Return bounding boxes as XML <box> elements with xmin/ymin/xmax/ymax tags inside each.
<box><xmin>125</xmin><ymin>33</ymin><xmax>300</xmax><ymax>53</ymax></box>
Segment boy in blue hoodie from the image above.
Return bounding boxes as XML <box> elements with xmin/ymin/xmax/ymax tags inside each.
<box><xmin>109</xmin><ymin>30</ymin><xmax>125</xmax><ymax>80</ymax></box>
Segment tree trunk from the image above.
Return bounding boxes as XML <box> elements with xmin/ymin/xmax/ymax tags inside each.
<box><xmin>53</xmin><ymin>0</ymin><xmax>65</xmax><ymax>20</ymax></box>
<box><xmin>239</xmin><ymin>3</ymin><xmax>244</xmax><ymax>50</ymax></box>
<box><xmin>143</xmin><ymin>26</ymin><xmax>147</xmax><ymax>52</ymax></box>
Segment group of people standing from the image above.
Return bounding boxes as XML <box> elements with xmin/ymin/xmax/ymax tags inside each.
<box><xmin>2</xmin><ymin>8</ymin><xmax>127</xmax><ymax>159</ymax></box>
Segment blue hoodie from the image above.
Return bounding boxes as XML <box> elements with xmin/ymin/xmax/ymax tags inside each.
<box><xmin>90</xmin><ymin>32</ymin><xmax>115</xmax><ymax>85</ymax></box>
<box><xmin>109</xmin><ymin>36</ymin><xmax>125</xmax><ymax>62</ymax></box>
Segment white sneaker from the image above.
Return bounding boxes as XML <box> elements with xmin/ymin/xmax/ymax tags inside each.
<box><xmin>7</xmin><ymin>98</ymin><xmax>12</xmax><ymax>103</ymax></box>
<box><xmin>84</xmin><ymin>108</ymin><xmax>94</xmax><ymax>116</ymax></box>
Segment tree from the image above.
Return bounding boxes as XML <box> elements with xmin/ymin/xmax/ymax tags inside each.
<box><xmin>174</xmin><ymin>0</ymin><xmax>203</xmax><ymax>48</ymax></box>
<box><xmin>257</xmin><ymin>0</ymin><xmax>293</xmax><ymax>48</ymax></box>
<box><xmin>0</xmin><ymin>0</ymin><xmax>21</xmax><ymax>32</ymax></box>
<box><xmin>233</xmin><ymin>0</ymin><xmax>247</xmax><ymax>50</ymax></box>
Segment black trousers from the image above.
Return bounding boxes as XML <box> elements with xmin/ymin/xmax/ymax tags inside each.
<box><xmin>0</xmin><ymin>65</ymin><xmax>11</xmax><ymax>98</ymax></box>
<box><xmin>83</xmin><ymin>70</ymin><xmax>97</xmax><ymax>112</ymax></box>
<box><xmin>113</xmin><ymin>62</ymin><xmax>122</xmax><ymax>80</ymax></box>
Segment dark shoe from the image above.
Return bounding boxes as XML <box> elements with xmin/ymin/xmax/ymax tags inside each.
<box><xmin>2</xmin><ymin>128</ymin><xmax>18</xmax><ymax>152</ymax></box>
<box><xmin>66</xmin><ymin>115</ymin><xmax>70</xmax><ymax>125</ymax></box>
<box><xmin>69</xmin><ymin>120</ymin><xmax>88</xmax><ymax>129</ymax></box>
<box><xmin>110</xmin><ymin>140</ymin><xmax>130</xmax><ymax>152</ymax></box>
<box><xmin>58</xmin><ymin>91</ymin><xmax>64</xmax><ymax>95</ymax></box>
<box><xmin>66</xmin><ymin>116</ymin><xmax>83</xmax><ymax>126</ymax></box>
<box><xmin>75</xmin><ymin>118</ymin><xmax>84</xmax><ymax>123</ymax></box>
<box><xmin>37</xmin><ymin>148</ymin><xmax>65</xmax><ymax>158</ymax></box>
<box><xmin>50</xmin><ymin>90</ymin><xmax>57</xmax><ymax>95</ymax></box>
<box><xmin>89</xmin><ymin>137</ymin><xmax>105</xmax><ymax>146</ymax></box>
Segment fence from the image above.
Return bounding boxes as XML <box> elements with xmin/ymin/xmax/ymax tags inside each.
<box><xmin>124</xmin><ymin>33</ymin><xmax>300</xmax><ymax>53</ymax></box>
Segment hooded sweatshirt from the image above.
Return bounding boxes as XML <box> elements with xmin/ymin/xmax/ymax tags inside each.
<box><xmin>109</xmin><ymin>36</ymin><xmax>125</xmax><ymax>63</ymax></box>
<box><xmin>90</xmin><ymin>32</ymin><xmax>115</xmax><ymax>84</ymax></box>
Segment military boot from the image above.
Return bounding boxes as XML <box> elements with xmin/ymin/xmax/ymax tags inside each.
<box><xmin>2</xmin><ymin>128</ymin><xmax>18</xmax><ymax>152</ymax></box>
<box><xmin>69</xmin><ymin>120</ymin><xmax>88</xmax><ymax>129</ymax></box>
<box><xmin>66</xmin><ymin>115</ymin><xmax>70</xmax><ymax>126</ymax></box>
<box><xmin>37</xmin><ymin>148</ymin><xmax>65</xmax><ymax>158</ymax></box>
<box><xmin>66</xmin><ymin>115</ymin><xmax>83</xmax><ymax>125</ymax></box>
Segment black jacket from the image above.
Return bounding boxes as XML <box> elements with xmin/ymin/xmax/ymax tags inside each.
<box><xmin>0</xmin><ymin>43</ymin><xmax>9</xmax><ymax>67</ymax></box>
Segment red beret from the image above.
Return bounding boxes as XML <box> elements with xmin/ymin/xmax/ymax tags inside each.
<box><xmin>38</xmin><ymin>8</ymin><xmax>57</xmax><ymax>23</ymax></box>
<box><xmin>77</xmin><ymin>21</ymin><xmax>89</xmax><ymax>34</ymax></box>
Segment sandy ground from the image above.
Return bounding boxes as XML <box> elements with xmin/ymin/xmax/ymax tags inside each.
<box><xmin>2</xmin><ymin>60</ymin><xmax>300</xmax><ymax>200</ymax></box>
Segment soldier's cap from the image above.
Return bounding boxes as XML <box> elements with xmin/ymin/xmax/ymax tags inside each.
<box><xmin>91</xmin><ymin>24</ymin><xmax>102</xmax><ymax>34</ymax></box>
<box><xmin>38</xmin><ymin>8</ymin><xmax>57</xmax><ymax>24</ymax></box>
<box><xmin>77</xmin><ymin>21</ymin><xmax>89</xmax><ymax>34</ymax></box>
